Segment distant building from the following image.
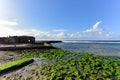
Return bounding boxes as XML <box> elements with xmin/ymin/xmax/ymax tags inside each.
<box><xmin>0</xmin><ymin>36</ymin><xmax>35</xmax><ymax>44</ymax></box>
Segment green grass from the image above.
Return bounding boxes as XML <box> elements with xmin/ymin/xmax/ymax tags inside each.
<box><xmin>0</xmin><ymin>58</ymin><xmax>33</xmax><ymax>73</ymax></box>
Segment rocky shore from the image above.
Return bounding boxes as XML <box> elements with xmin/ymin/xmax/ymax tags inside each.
<box><xmin>0</xmin><ymin>51</ymin><xmax>47</xmax><ymax>79</ymax></box>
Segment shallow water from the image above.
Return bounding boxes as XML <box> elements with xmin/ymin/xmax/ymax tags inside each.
<box><xmin>52</xmin><ymin>41</ymin><xmax>120</xmax><ymax>57</ymax></box>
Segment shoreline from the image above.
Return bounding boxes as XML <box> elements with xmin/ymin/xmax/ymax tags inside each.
<box><xmin>0</xmin><ymin>40</ymin><xmax>61</xmax><ymax>51</ymax></box>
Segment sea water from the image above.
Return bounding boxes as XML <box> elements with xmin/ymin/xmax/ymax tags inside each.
<box><xmin>52</xmin><ymin>40</ymin><xmax>120</xmax><ymax>57</ymax></box>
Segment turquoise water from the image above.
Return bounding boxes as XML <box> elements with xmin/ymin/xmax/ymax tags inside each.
<box><xmin>52</xmin><ymin>40</ymin><xmax>120</xmax><ymax>56</ymax></box>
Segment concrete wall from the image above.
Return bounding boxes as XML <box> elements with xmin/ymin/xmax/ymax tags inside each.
<box><xmin>0</xmin><ymin>36</ymin><xmax>35</xmax><ymax>44</ymax></box>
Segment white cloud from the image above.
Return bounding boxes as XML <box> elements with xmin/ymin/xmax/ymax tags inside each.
<box><xmin>106</xmin><ymin>32</ymin><xmax>115</xmax><ymax>38</ymax></box>
<box><xmin>93</xmin><ymin>21</ymin><xmax>102</xmax><ymax>29</ymax></box>
<box><xmin>66</xmin><ymin>21</ymin><xmax>115</xmax><ymax>40</ymax></box>
<box><xmin>0</xmin><ymin>20</ymin><xmax>50</xmax><ymax>39</ymax></box>
<box><xmin>70</xmin><ymin>32</ymin><xmax>81</xmax><ymax>39</ymax></box>
<box><xmin>15</xmin><ymin>29</ymin><xmax>50</xmax><ymax>38</ymax></box>
<box><xmin>0</xmin><ymin>20</ymin><xmax>18</xmax><ymax>26</ymax></box>
<box><xmin>56</xmin><ymin>32</ymin><xmax>69</xmax><ymax>39</ymax></box>
<box><xmin>0</xmin><ymin>19</ymin><xmax>116</xmax><ymax>40</ymax></box>
<box><xmin>85</xmin><ymin>21</ymin><xmax>102</xmax><ymax>33</ymax></box>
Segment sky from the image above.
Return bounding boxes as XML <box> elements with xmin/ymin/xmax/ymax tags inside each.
<box><xmin>0</xmin><ymin>0</ymin><xmax>120</xmax><ymax>40</ymax></box>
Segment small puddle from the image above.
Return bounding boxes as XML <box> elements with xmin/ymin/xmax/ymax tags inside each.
<box><xmin>33</xmin><ymin>58</ymin><xmax>48</xmax><ymax>66</ymax></box>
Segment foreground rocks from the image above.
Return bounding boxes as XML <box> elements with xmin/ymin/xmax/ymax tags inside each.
<box><xmin>0</xmin><ymin>51</ymin><xmax>46</xmax><ymax>80</ymax></box>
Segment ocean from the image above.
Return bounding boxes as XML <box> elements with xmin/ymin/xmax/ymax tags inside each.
<box><xmin>52</xmin><ymin>40</ymin><xmax>120</xmax><ymax>57</ymax></box>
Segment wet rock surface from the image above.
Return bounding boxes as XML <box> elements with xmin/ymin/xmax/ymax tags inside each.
<box><xmin>0</xmin><ymin>51</ymin><xmax>21</xmax><ymax>65</ymax></box>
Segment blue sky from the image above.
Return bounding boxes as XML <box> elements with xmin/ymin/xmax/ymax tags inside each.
<box><xmin>0</xmin><ymin>0</ymin><xmax>120</xmax><ymax>40</ymax></box>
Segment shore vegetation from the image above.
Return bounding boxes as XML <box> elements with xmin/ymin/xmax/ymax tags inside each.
<box><xmin>19</xmin><ymin>48</ymin><xmax>120</xmax><ymax>80</ymax></box>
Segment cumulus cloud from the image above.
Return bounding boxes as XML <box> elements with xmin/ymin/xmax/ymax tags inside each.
<box><xmin>0</xmin><ymin>19</ymin><xmax>116</xmax><ymax>40</ymax></box>
<box><xmin>56</xmin><ymin>32</ymin><xmax>69</xmax><ymax>39</ymax></box>
<box><xmin>83</xmin><ymin>21</ymin><xmax>115</xmax><ymax>39</ymax></box>
<box><xmin>70</xmin><ymin>32</ymin><xmax>81</xmax><ymax>39</ymax></box>
<box><xmin>0</xmin><ymin>19</ymin><xmax>50</xmax><ymax>39</ymax></box>
<box><xmin>85</xmin><ymin>21</ymin><xmax>102</xmax><ymax>33</ymax></box>
<box><xmin>15</xmin><ymin>29</ymin><xmax>51</xmax><ymax>39</ymax></box>
<box><xmin>106</xmin><ymin>32</ymin><xmax>115</xmax><ymax>38</ymax></box>
<box><xmin>64</xmin><ymin>21</ymin><xmax>115</xmax><ymax>40</ymax></box>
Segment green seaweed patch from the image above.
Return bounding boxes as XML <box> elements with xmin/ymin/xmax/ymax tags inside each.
<box><xmin>0</xmin><ymin>58</ymin><xmax>33</xmax><ymax>74</ymax></box>
<box><xmin>20</xmin><ymin>49</ymin><xmax>120</xmax><ymax>79</ymax></box>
